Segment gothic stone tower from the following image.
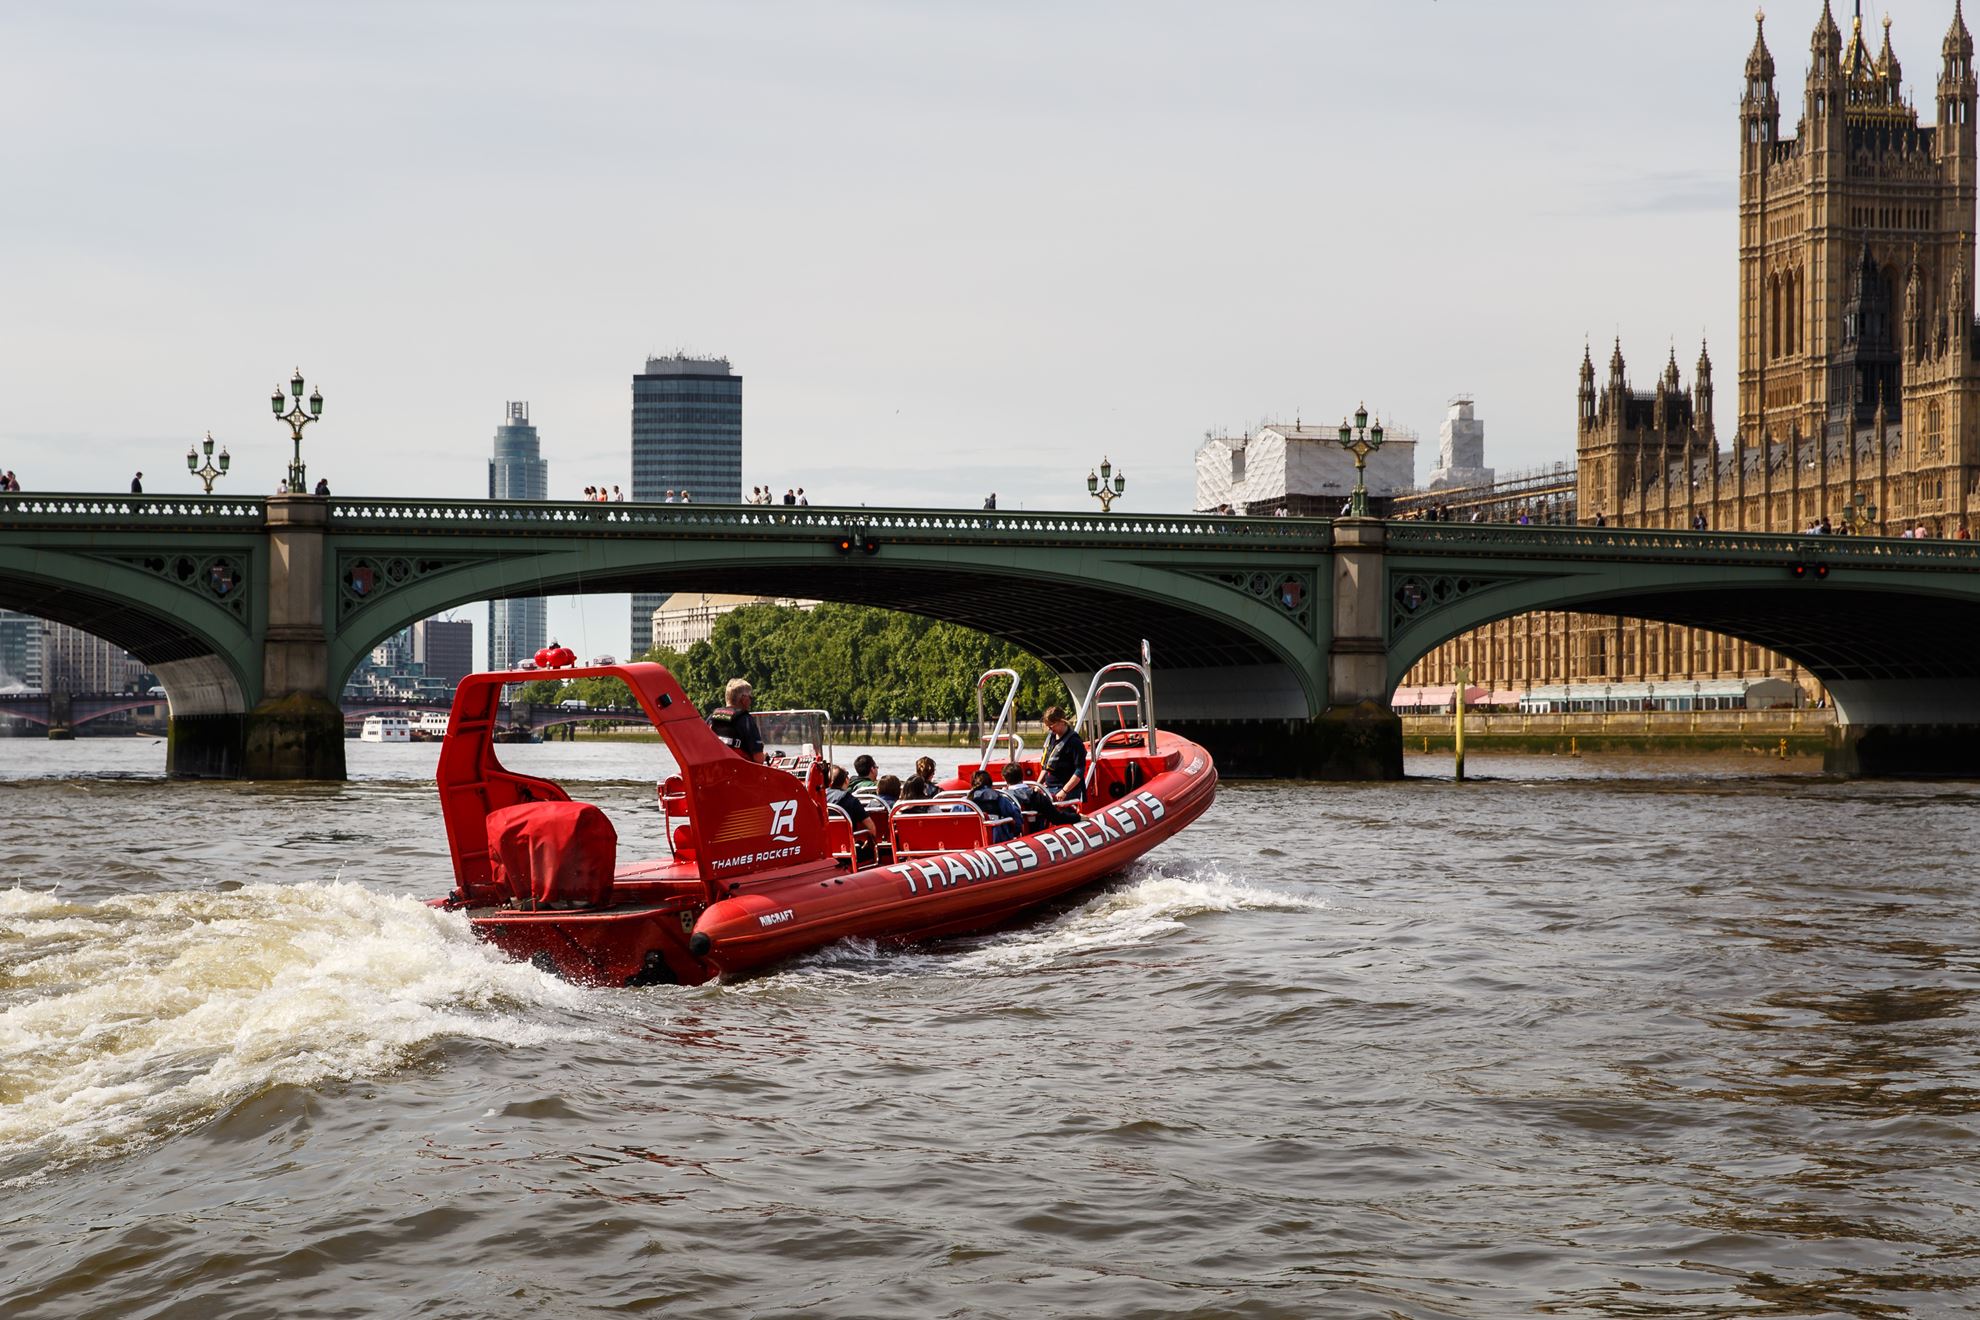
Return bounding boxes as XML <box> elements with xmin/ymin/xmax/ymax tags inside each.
<box><xmin>1740</xmin><ymin>2</ymin><xmax>1978</xmax><ymax>448</ymax></box>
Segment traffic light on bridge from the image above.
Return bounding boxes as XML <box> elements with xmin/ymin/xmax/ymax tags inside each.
<box><xmin>1790</xmin><ymin>562</ymin><xmax>1830</xmax><ymax>580</ymax></box>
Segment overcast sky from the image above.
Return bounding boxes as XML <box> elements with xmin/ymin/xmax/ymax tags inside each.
<box><xmin>2</xmin><ymin>0</ymin><xmax>1964</xmax><ymax>658</ymax></box>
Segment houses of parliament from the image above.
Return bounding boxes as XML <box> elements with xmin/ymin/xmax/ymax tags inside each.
<box><xmin>1405</xmin><ymin>1</ymin><xmax>1980</xmax><ymax>699</ymax></box>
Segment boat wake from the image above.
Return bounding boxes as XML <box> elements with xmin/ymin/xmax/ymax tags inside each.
<box><xmin>779</xmin><ymin>860</ymin><xmax>1315</xmax><ymax>984</ymax></box>
<box><xmin>0</xmin><ymin>880</ymin><xmax>588</xmax><ymax>1184</ymax></box>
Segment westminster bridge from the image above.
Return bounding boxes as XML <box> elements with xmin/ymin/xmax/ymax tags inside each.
<box><xmin>4</xmin><ymin>491</ymin><xmax>1979</xmax><ymax>779</ymax></box>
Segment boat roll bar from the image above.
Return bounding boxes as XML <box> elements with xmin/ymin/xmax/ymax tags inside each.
<box><xmin>1072</xmin><ymin>641</ymin><xmax>1158</xmax><ymax>756</ymax></box>
<box><xmin>975</xmin><ymin>668</ymin><xmax>1024</xmax><ymax>772</ymax></box>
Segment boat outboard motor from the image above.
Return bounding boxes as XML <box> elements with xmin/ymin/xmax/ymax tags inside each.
<box><xmin>486</xmin><ymin>801</ymin><xmax>617</xmax><ymax>909</ymax></box>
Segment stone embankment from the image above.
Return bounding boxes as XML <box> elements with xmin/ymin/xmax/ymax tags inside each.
<box><xmin>1404</xmin><ymin>708</ymin><xmax>1832</xmax><ymax>756</ymax></box>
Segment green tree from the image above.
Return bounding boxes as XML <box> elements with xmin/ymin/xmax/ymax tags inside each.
<box><xmin>627</xmin><ymin>603</ymin><xmax>1068</xmax><ymax>719</ymax></box>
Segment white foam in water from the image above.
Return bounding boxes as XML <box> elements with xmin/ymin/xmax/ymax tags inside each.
<box><xmin>774</xmin><ymin>861</ymin><xmax>1317</xmax><ymax>984</ymax></box>
<box><xmin>0</xmin><ymin>881</ymin><xmax>591</xmax><ymax>1181</ymax></box>
<box><xmin>947</xmin><ymin>860</ymin><xmax>1318</xmax><ymax>973</ymax></box>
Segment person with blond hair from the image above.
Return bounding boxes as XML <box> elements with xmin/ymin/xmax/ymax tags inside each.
<box><xmin>708</xmin><ymin>678</ymin><xmax>765</xmax><ymax>762</ymax></box>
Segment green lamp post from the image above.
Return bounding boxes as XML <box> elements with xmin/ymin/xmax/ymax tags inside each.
<box><xmin>271</xmin><ymin>367</ymin><xmax>325</xmax><ymax>494</ymax></box>
<box><xmin>1335</xmin><ymin>403</ymin><xmax>1385</xmax><ymax>517</ymax></box>
<box><xmin>1087</xmin><ymin>456</ymin><xmax>1126</xmax><ymax>512</ymax></box>
<box><xmin>186</xmin><ymin>431</ymin><xmax>231</xmax><ymax>494</ymax></box>
<box><xmin>1840</xmin><ymin>491</ymin><xmax>1879</xmax><ymax>535</ymax></box>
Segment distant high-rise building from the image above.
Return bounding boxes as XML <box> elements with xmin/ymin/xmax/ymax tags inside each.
<box><xmin>630</xmin><ymin>353</ymin><xmax>742</xmax><ymax>655</ymax></box>
<box><xmin>1425</xmin><ymin>397</ymin><xmax>1494</xmax><ymax>491</ymax></box>
<box><xmin>488</xmin><ymin>401</ymin><xmax>549</xmax><ymax>671</ymax></box>
<box><xmin>42</xmin><ymin>623</ymin><xmax>137</xmax><ymax>692</ymax></box>
<box><xmin>411</xmin><ymin>617</ymin><xmax>475</xmax><ymax>692</ymax></box>
<box><xmin>0</xmin><ymin>609</ymin><xmax>45</xmax><ymax>690</ymax></box>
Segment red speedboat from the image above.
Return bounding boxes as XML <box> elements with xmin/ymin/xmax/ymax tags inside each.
<box><xmin>430</xmin><ymin>655</ymin><xmax>1217</xmax><ymax>985</ymax></box>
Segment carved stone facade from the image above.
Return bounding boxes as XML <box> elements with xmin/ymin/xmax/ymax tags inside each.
<box><xmin>1406</xmin><ymin>3</ymin><xmax>1980</xmax><ymax>698</ymax></box>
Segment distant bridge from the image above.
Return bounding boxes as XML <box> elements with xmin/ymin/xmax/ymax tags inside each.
<box><xmin>0</xmin><ymin>690</ymin><xmax>164</xmax><ymax>729</ymax></box>
<box><xmin>6</xmin><ymin>491</ymin><xmax>1980</xmax><ymax>778</ymax></box>
<box><xmin>342</xmin><ymin>697</ymin><xmax>649</xmax><ymax>730</ymax></box>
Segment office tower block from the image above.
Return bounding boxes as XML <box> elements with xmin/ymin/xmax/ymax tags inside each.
<box><xmin>488</xmin><ymin>401</ymin><xmax>549</xmax><ymax>671</ymax></box>
<box><xmin>411</xmin><ymin>617</ymin><xmax>475</xmax><ymax>692</ymax></box>
<box><xmin>630</xmin><ymin>354</ymin><xmax>742</xmax><ymax>654</ymax></box>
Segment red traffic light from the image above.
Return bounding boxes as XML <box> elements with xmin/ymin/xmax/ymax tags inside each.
<box><xmin>1791</xmin><ymin>562</ymin><xmax>1829</xmax><ymax>580</ymax></box>
<box><xmin>862</xmin><ymin>535</ymin><xmax>880</xmax><ymax>555</ymax></box>
<box><xmin>834</xmin><ymin>533</ymin><xmax>854</xmax><ymax>554</ymax></box>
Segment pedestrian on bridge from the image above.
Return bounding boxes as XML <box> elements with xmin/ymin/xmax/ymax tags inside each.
<box><xmin>130</xmin><ymin>472</ymin><xmax>142</xmax><ymax>494</ymax></box>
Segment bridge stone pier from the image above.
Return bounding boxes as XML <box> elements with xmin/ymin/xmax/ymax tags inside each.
<box><xmin>6</xmin><ymin>493</ymin><xmax>1980</xmax><ymax>780</ymax></box>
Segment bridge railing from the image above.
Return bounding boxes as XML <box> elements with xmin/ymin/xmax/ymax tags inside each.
<box><xmin>324</xmin><ymin>498</ymin><xmax>1333</xmax><ymax>547</ymax></box>
<box><xmin>0</xmin><ymin>493</ymin><xmax>267</xmax><ymax>526</ymax></box>
<box><xmin>1386</xmin><ymin>520</ymin><xmax>1980</xmax><ymax>567</ymax></box>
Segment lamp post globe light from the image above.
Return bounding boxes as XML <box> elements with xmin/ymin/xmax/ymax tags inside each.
<box><xmin>1087</xmin><ymin>456</ymin><xmax>1126</xmax><ymax>512</ymax></box>
<box><xmin>271</xmin><ymin>367</ymin><xmax>325</xmax><ymax>494</ymax></box>
<box><xmin>186</xmin><ymin>430</ymin><xmax>231</xmax><ymax>494</ymax></box>
<box><xmin>1841</xmin><ymin>491</ymin><xmax>1879</xmax><ymax>535</ymax></box>
<box><xmin>1335</xmin><ymin>403</ymin><xmax>1385</xmax><ymax>517</ymax></box>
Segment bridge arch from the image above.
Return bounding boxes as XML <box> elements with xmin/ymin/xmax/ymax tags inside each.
<box><xmin>325</xmin><ymin>536</ymin><xmax>1329</xmax><ymax>723</ymax></box>
<box><xmin>1383</xmin><ymin>547</ymin><xmax>1980</xmax><ymax>751</ymax></box>
<box><xmin>0</xmin><ymin>539</ymin><xmax>263</xmax><ymax>771</ymax></box>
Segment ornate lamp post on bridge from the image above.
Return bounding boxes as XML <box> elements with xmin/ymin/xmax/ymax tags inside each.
<box><xmin>1840</xmin><ymin>491</ymin><xmax>1879</xmax><ymax>536</ymax></box>
<box><xmin>270</xmin><ymin>367</ymin><xmax>325</xmax><ymax>494</ymax></box>
<box><xmin>1335</xmin><ymin>403</ymin><xmax>1385</xmax><ymax>517</ymax></box>
<box><xmin>185</xmin><ymin>431</ymin><xmax>230</xmax><ymax>494</ymax></box>
<box><xmin>1087</xmin><ymin>456</ymin><xmax>1126</xmax><ymax>512</ymax></box>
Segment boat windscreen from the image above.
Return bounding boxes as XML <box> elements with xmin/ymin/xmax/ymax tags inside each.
<box><xmin>754</xmin><ymin>709</ymin><xmax>829</xmax><ymax>758</ymax></box>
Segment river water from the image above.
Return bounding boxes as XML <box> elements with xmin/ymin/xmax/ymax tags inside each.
<box><xmin>1</xmin><ymin>738</ymin><xmax>1975</xmax><ymax>1318</ymax></box>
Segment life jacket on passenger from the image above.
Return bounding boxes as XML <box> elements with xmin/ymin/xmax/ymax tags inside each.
<box><xmin>968</xmin><ymin>785</ymin><xmax>1017</xmax><ymax>840</ymax></box>
<box><xmin>707</xmin><ymin>705</ymin><xmax>743</xmax><ymax>749</ymax></box>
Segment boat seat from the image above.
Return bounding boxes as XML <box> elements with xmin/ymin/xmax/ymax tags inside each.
<box><xmin>824</xmin><ymin>804</ymin><xmax>859</xmax><ymax>870</ymax></box>
<box><xmin>891</xmin><ymin>803</ymin><xmax>989</xmax><ymax>858</ymax></box>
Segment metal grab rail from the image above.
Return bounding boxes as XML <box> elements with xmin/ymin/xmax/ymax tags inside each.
<box><xmin>1072</xmin><ymin>650</ymin><xmax>1159</xmax><ymax>757</ymax></box>
<box><xmin>824</xmin><ymin>802</ymin><xmax>862</xmax><ymax>870</ymax></box>
<box><xmin>975</xmin><ymin>668</ymin><xmax>1023</xmax><ymax>774</ymax></box>
<box><xmin>1088</xmin><ymin>680</ymin><xmax>1144</xmax><ymax>733</ymax></box>
<box><xmin>1085</xmin><ymin>727</ymin><xmax>1157</xmax><ymax>799</ymax></box>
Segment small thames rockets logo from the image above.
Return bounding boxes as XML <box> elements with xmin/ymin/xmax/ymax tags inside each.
<box><xmin>768</xmin><ymin>798</ymin><xmax>799</xmax><ymax>841</ymax></box>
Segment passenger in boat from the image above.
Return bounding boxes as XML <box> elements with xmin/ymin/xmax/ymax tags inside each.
<box><xmin>914</xmin><ymin>755</ymin><xmax>938</xmax><ymax>787</ymax></box>
<box><xmin>707</xmin><ymin>679</ymin><xmax>766</xmax><ymax>762</ymax></box>
<box><xmin>900</xmin><ymin>773</ymin><xmax>935</xmax><ymax>801</ymax></box>
<box><xmin>1039</xmin><ymin>706</ymin><xmax>1087</xmax><ymax>803</ymax></box>
<box><xmin>849</xmin><ymin>755</ymin><xmax>878</xmax><ymax>793</ymax></box>
<box><xmin>825</xmin><ymin>765</ymin><xmax>878</xmax><ymax>858</ymax></box>
<box><xmin>1000</xmin><ymin>762</ymin><xmax>1078</xmax><ymax>831</ymax></box>
<box><xmin>875</xmin><ymin>774</ymin><xmax>902</xmax><ymax>807</ymax></box>
<box><xmin>967</xmin><ymin>771</ymin><xmax>1024</xmax><ymax>843</ymax></box>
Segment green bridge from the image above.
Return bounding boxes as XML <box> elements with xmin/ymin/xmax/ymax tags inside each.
<box><xmin>5</xmin><ymin>492</ymin><xmax>1978</xmax><ymax>779</ymax></box>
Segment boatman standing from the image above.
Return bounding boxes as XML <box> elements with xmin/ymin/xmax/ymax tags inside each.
<box><xmin>708</xmin><ymin>678</ymin><xmax>766</xmax><ymax>763</ymax></box>
<box><xmin>1039</xmin><ymin>705</ymin><xmax>1086</xmax><ymax>804</ymax></box>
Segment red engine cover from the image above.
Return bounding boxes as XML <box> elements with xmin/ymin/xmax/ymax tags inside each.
<box><xmin>486</xmin><ymin>801</ymin><xmax>617</xmax><ymax>908</ymax></box>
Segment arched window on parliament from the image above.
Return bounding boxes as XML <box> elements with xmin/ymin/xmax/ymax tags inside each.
<box><xmin>1789</xmin><ymin>267</ymin><xmax>1801</xmax><ymax>355</ymax></box>
<box><xmin>1770</xmin><ymin>275</ymin><xmax>1782</xmax><ymax>360</ymax></box>
<box><xmin>1926</xmin><ymin>400</ymin><xmax>1945</xmax><ymax>457</ymax></box>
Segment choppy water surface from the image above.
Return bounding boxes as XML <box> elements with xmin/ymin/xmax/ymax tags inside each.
<box><xmin>1</xmin><ymin>739</ymin><xmax>1976</xmax><ymax>1318</ymax></box>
